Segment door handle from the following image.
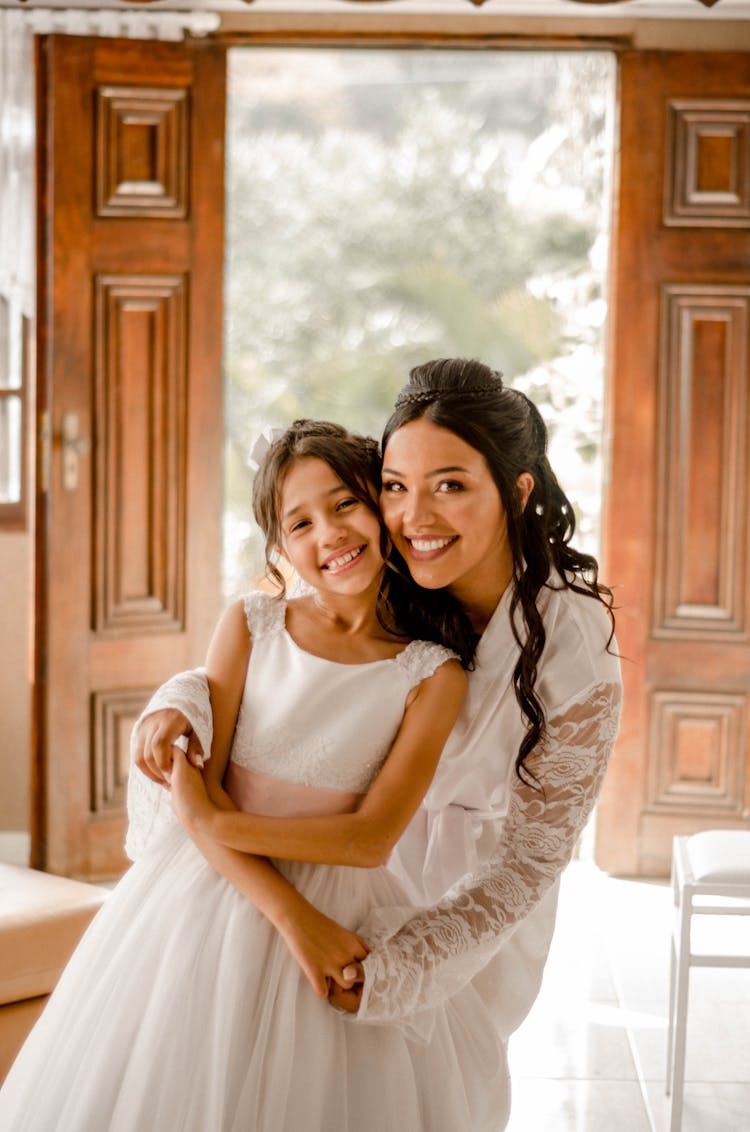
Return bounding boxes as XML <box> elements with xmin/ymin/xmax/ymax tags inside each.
<box><xmin>60</xmin><ymin>412</ymin><xmax>92</xmax><ymax>491</ymax></box>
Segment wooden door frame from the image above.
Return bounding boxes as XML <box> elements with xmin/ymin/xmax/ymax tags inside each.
<box><xmin>31</xmin><ymin>34</ymin><xmax>226</xmax><ymax>876</ymax></box>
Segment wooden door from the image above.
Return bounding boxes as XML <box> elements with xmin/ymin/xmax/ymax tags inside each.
<box><xmin>596</xmin><ymin>52</ymin><xmax>750</xmax><ymax>877</ymax></box>
<box><xmin>33</xmin><ymin>35</ymin><xmax>225</xmax><ymax>878</ymax></box>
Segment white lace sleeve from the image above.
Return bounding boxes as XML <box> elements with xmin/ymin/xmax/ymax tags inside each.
<box><xmin>125</xmin><ymin>668</ymin><xmax>213</xmax><ymax>861</ymax></box>
<box><xmin>355</xmin><ymin>679</ymin><xmax>622</xmax><ymax>1031</ymax></box>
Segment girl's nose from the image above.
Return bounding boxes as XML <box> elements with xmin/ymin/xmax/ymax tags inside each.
<box><xmin>319</xmin><ymin>514</ymin><xmax>347</xmax><ymax>545</ymax></box>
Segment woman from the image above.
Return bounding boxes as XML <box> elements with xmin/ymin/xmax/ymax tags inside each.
<box><xmin>136</xmin><ymin>358</ymin><xmax>621</xmax><ymax>1127</ymax></box>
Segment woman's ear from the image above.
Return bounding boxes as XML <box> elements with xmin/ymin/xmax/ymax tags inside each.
<box><xmin>516</xmin><ymin>472</ymin><xmax>535</xmax><ymax>512</ymax></box>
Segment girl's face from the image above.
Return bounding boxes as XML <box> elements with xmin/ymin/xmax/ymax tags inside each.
<box><xmin>381</xmin><ymin>418</ymin><xmax>528</xmax><ymax>606</ymax></box>
<box><xmin>278</xmin><ymin>457</ymin><xmax>384</xmax><ymax>599</ymax></box>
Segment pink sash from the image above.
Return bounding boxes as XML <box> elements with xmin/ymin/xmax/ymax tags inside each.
<box><xmin>224</xmin><ymin>761</ymin><xmax>363</xmax><ymax>818</ymax></box>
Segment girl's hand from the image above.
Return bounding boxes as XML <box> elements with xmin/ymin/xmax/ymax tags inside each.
<box><xmin>170</xmin><ymin>749</ymin><xmax>216</xmax><ymax>832</ymax></box>
<box><xmin>277</xmin><ymin>903</ymin><xmax>369</xmax><ymax>1000</ymax></box>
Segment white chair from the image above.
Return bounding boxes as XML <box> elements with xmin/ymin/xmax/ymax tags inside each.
<box><xmin>666</xmin><ymin>831</ymin><xmax>750</xmax><ymax>1131</ymax></box>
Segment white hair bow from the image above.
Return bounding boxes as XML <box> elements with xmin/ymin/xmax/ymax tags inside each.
<box><xmin>248</xmin><ymin>425</ymin><xmax>286</xmax><ymax>472</ymax></box>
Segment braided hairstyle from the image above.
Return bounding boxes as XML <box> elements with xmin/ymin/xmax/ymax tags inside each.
<box><xmin>382</xmin><ymin>359</ymin><xmax>615</xmax><ymax>786</ymax></box>
<box><xmin>252</xmin><ymin>419</ymin><xmax>476</xmax><ymax>667</ymax></box>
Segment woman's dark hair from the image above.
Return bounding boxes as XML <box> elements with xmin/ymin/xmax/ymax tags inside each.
<box><xmin>252</xmin><ymin>419</ymin><xmax>476</xmax><ymax>667</ymax></box>
<box><xmin>382</xmin><ymin>358</ymin><xmax>616</xmax><ymax>786</ymax></box>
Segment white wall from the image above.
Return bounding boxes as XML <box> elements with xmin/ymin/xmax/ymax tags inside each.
<box><xmin>0</xmin><ymin>11</ymin><xmax>35</xmax><ymax>838</ymax></box>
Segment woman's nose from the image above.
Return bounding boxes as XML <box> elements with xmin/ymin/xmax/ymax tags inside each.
<box><xmin>400</xmin><ymin>490</ymin><xmax>434</xmax><ymax>530</ymax></box>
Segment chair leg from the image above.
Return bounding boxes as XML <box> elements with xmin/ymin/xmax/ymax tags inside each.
<box><xmin>669</xmin><ymin>901</ymin><xmax>691</xmax><ymax>1132</ymax></box>
<box><xmin>666</xmin><ymin>934</ymin><xmax>676</xmax><ymax>1092</ymax></box>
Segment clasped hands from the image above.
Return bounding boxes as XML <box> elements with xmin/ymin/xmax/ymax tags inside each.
<box><xmin>135</xmin><ymin>712</ymin><xmax>366</xmax><ymax>1014</ymax></box>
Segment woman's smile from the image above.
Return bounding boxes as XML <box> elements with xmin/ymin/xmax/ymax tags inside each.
<box><xmin>404</xmin><ymin>535</ymin><xmax>459</xmax><ymax>559</ymax></box>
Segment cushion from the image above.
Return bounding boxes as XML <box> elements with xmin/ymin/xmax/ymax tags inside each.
<box><xmin>0</xmin><ymin>864</ymin><xmax>108</xmax><ymax>1006</ymax></box>
<box><xmin>686</xmin><ymin>830</ymin><xmax>750</xmax><ymax>885</ymax></box>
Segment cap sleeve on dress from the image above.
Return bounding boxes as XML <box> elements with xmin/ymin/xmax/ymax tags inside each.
<box><xmin>242</xmin><ymin>591</ymin><xmax>286</xmax><ymax>641</ymax></box>
<box><xmin>394</xmin><ymin>641</ymin><xmax>459</xmax><ymax>691</ymax></box>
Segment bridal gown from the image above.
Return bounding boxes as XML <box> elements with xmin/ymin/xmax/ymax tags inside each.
<box><xmin>0</xmin><ymin>592</ymin><xmax>505</xmax><ymax>1132</ymax></box>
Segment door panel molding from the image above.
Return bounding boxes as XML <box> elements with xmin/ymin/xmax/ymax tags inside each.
<box><xmin>654</xmin><ymin>285</ymin><xmax>749</xmax><ymax>638</ymax></box>
<box><xmin>93</xmin><ymin>273</ymin><xmax>188</xmax><ymax>635</ymax></box>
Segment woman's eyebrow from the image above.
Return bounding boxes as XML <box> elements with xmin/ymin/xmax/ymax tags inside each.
<box><xmin>381</xmin><ymin>465</ymin><xmax>469</xmax><ymax>478</ymax></box>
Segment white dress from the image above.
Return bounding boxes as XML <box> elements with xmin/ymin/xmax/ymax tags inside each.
<box><xmin>114</xmin><ymin>575</ymin><xmax>623</xmax><ymax>1130</ymax></box>
<box><xmin>0</xmin><ymin>593</ymin><xmax>505</xmax><ymax>1132</ymax></box>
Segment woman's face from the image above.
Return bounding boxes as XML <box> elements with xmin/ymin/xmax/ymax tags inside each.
<box><xmin>381</xmin><ymin>418</ymin><xmax>521</xmax><ymax>607</ymax></box>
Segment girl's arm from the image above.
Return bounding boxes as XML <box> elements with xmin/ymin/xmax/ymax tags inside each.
<box><xmin>171</xmin><ymin>658</ymin><xmax>467</xmax><ymax>868</ymax></box>
<box><xmin>176</xmin><ymin>599</ymin><xmax>369</xmax><ymax>996</ymax></box>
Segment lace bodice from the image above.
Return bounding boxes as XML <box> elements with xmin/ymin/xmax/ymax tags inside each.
<box><xmin>230</xmin><ymin>592</ymin><xmax>456</xmax><ymax>793</ymax></box>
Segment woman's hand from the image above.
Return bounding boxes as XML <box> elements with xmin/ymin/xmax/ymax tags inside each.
<box><xmin>277</xmin><ymin>902</ymin><xmax>369</xmax><ymax>1000</ymax></box>
<box><xmin>134</xmin><ymin>709</ymin><xmax>204</xmax><ymax>786</ymax></box>
<box><xmin>328</xmin><ymin>963</ymin><xmax>364</xmax><ymax>1014</ymax></box>
<box><xmin>170</xmin><ymin>749</ymin><xmax>216</xmax><ymax>832</ymax></box>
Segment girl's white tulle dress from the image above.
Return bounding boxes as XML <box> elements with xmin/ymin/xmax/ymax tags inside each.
<box><xmin>0</xmin><ymin>593</ymin><xmax>505</xmax><ymax>1132</ymax></box>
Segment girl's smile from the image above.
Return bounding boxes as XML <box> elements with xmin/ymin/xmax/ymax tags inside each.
<box><xmin>321</xmin><ymin>544</ymin><xmax>367</xmax><ymax>573</ymax></box>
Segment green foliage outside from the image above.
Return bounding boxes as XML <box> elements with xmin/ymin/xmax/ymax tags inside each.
<box><xmin>224</xmin><ymin>49</ymin><xmax>615</xmax><ymax>596</ymax></box>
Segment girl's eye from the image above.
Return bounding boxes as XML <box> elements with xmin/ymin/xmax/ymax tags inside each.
<box><xmin>336</xmin><ymin>497</ymin><xmax>358</xmax><ymax>511</ymax></box>
<box><xmin>289</xmin><ymin>519</ymin><xmax>310</xmax><ymax>534</ymax></box>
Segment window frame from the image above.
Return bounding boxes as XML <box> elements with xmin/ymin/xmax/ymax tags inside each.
<box><xmin>0</xmin><ymin>296</ymin><xmax>30</xmax><ymax>531</ymax></box>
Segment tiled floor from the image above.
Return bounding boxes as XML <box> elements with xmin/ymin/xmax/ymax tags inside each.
<box><xmin>506</xmin><ymin>861</ymin><xmax>750</xmax><ymax>1131</ymax></box>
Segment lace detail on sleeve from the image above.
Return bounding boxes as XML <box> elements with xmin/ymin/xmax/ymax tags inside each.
<box><xmin>394</xmin><ymin>641</ymin><xmax>458</xmax><ymax>691</ymax></box>
<box><xmin>355</xmin><ymin>678</ymin><xmax>622</xmax><ymax>1031</ymax></box>
<box><xmin>243</xmin><ymin>591</ymin><xmax>286</xmax><ymax>640</ymax></box>
<box><xmin>125</xmin><ymin>668</ymin><xmax>213</xmax><ymax>861</ymax></box>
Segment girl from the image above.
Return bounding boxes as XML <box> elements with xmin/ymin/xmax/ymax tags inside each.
<box><xmin>0</xmin><ymin>420</ymin><xmax>505</xmax><ymax>1132</ymax></box>
<box><xmin>135</xmin><ymin>359</ymin><xmax>622</xmax><ymax>1129</ymax></box>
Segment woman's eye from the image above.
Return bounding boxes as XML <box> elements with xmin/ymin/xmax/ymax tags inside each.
<box><xmin>436</xmin><ymin>480</ymin><xmax>464</xmax><ymax>493</ymax></box>
<box><xmin>381</xmin><ymin>481</ymin><xmax>404</xmax><ymax>494</ymax></box>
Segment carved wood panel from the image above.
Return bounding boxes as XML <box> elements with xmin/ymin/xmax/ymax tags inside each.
<box><xmin>93</xmin><ymin>274</ymin><xmax>188</xmax><ymax>635</ymax></box>
<box><xmin>654</xmin><ymin>286</ymin><xmax>749</xmax><ymax>637</ymax></box>
<box><xmin>96</xmin><ymin>86</ymin><xmax>189</xmax><ymax>218</ymax></box>
<box><xmin>90</xmin><ymin>688</ymin><xmax>150</xmax><ymax>814</ymax></box>
<box><xmin>647</xmin><ymin>689</ymin><xmax>746</xmax><ymax>815</ymax></box>
<box><xmin>665</xmin><ymin>100</ymin><xmax>750</xmax><ymax>227</ymax></box>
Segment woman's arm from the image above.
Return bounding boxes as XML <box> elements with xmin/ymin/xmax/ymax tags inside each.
<box><xmin>133</xmin><ymin>670</ymin><xmax>212</xmax><ymax>786</ymax></box>
<box><xmin>170</xmin><ymin>659</ymin><xmax>467</xmax><ymax>868</ymax></box>
<box><xmin>347</xmin><ymin>678</ymin><xmax>623</xmax><ymax>1026</ymax></box>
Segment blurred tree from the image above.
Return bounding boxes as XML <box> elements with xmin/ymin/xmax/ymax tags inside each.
<box><xmin>224</xmin><ymin>49</ymin><xmax>614</xmax><ymax>594</ymax></box>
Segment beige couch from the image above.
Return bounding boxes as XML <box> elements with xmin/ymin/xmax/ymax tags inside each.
<box><xmin>0</xmin><ymin>863</ymin><xmax>108</xmax><ymax>1082</ymax></box>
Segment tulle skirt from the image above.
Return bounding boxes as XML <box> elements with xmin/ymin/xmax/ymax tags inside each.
<box><xmin>0</xmin><ymin>825</ymin><xmax>507</xmax><ymax>1131</ymax></box>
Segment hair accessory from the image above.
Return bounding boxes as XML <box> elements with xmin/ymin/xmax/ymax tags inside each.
<box><xmin>394</xmin><ymin>379</ymin><xmax>502</xmax><ymax>409</ymax></box>
<box><xmin>248</xmin><ymin>425</ymin><xmax>287</xmax><ymax>472</ymax></box>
